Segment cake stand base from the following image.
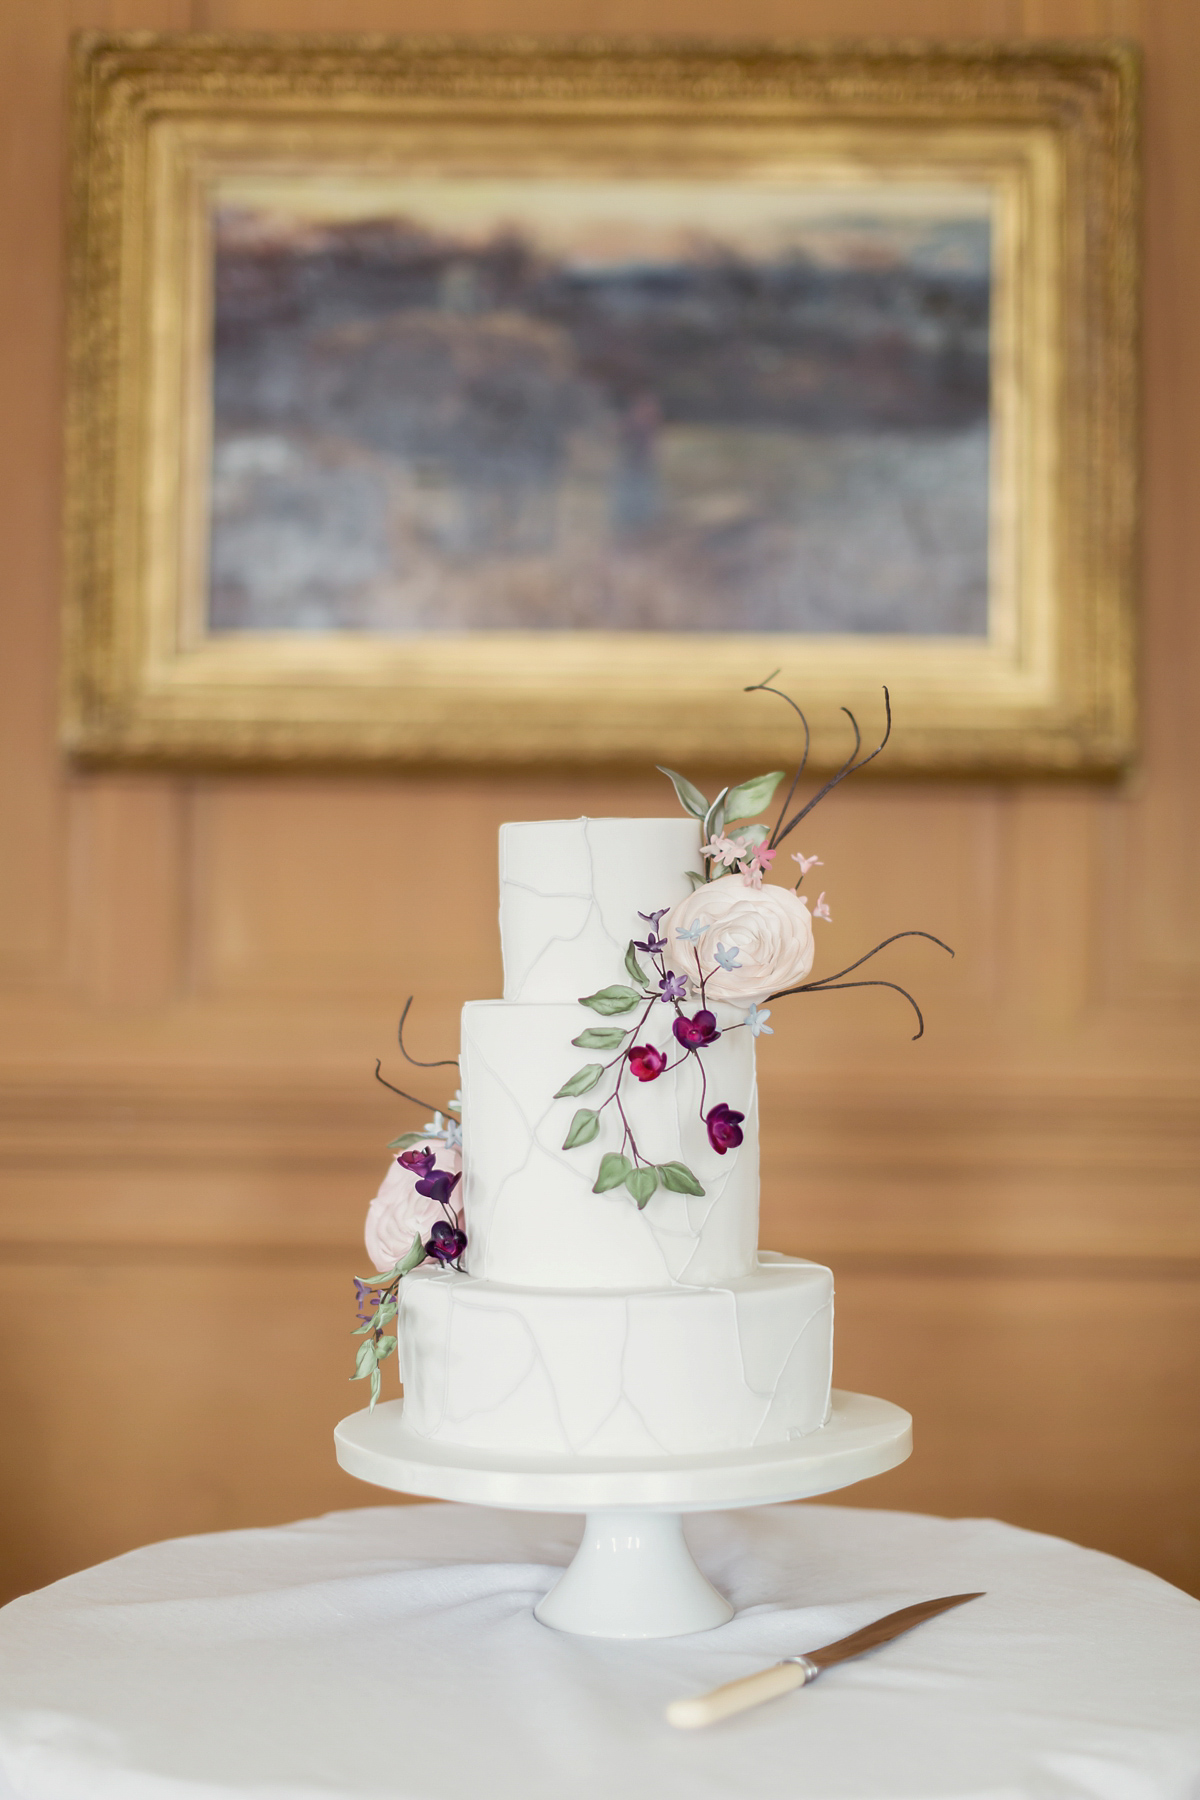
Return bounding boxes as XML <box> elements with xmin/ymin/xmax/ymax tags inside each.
<box><xmin>334</xmin><ymin>1388</ymin><xmax>911</xmax><ymax>1640</ymax></box>
<box><xmin>534</xmin><ymin>1509</ymin><xmax>734</xmax><ymax>1637</ymax></box>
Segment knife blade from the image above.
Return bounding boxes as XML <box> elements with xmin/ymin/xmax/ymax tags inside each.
<box><xmin>666</xmin><ymin>1591</ymin><xmax>984</xmax><ymax>1729</ymax></box>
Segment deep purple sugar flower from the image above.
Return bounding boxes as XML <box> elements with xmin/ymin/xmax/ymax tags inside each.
<box><xmin>398</xmin><ymin>1147</ymin><xmax>437</xmax><ymax>1178</ymax></box>
<box><xmin>634</xmin><ymin>934</ymin><xmax>668</xmax><ymax>955</ymax></box>
<box><xmin>628</xmin><ymin>1043</ymin><xmax>668</xmax><ymax>1082</ymax></box>
<box><xmin>414</xmin><ymin>1166</ymin><xmax>462</xmax><ymax>1209</ymax></box>
<box><xmin>658</xmin><ymin>971</ymin><xmax>689</xmax><ymax>1004</ymax></box>
<box><xmin>638</xmin><ymin>908</ymin><xmax>669</xmax><ymax>926</ymax></box>
<box><xmin>424</xmin><ymin>1220</ymin><xmax>468</xmax><ymax>1265</ymax></box>
<box><xmin>705</xmin><ymin>1101</ymin><xmax>745</xmax><ymax>1155</ymax></box>
<box><xmin>673</xmin><ymin>1008</ymin><xmax>721</xmax><ymax>1050</ymax></box>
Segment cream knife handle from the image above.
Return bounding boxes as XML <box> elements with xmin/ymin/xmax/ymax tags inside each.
<box><xmin>666</xmin><ymin>1659</ymin><xmax>816</xmax><ymax>1729</ymax></box>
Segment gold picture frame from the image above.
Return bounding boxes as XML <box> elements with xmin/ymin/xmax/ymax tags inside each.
<box><xmin>64</xmin><ymin>34</ymin><xmax>1138</xmax><ymax>772</ymax></box>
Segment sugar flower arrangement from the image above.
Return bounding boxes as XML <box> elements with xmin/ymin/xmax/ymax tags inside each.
<box><xmin>351</xmin><ymin>1003</ymin><xmax>465</xmax><ymax>1406</ymax></box>
<box><xmin>551</xmin><ymin>675</ymin><xmax>952</xmax><ymax>1207</ymax></box>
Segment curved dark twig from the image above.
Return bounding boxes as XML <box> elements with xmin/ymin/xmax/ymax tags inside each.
<box><xmin>744</xmin><ymin>673</ymin><xmax>812</xmax><ymax>849</ymax></box>
<box><xmin>800</xmin><ymin>930</ymin><xmax>954</xmax><ymax>990</ymax></box>
<box><xmin>397</xmin><ymin>995</ymin><xmax>460</xmax><ymax>1069</ymax></box>
<box><xmin>374</xmin><ymin>1060</ymin><xmax>441</xmax><ymax>1114</ymax></box>
<box><xmin>773</xmin><ymin>688</ymin><xmax>893</xmax><ymax>846</ymax></box>
<box><xmin>768</xmin><ymin>978</ymin><xmax>927</xmax><ymax>1041</ymax></box>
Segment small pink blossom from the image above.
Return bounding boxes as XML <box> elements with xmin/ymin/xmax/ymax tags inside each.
<box><xmin>813</xmin><ymin>891</ymin><xmax>833</xmax><ymax>923</ymax></box>
<box><xmin>791</xmin><ymin>851</ymin><xmax>823</xmax><ymax>876</ymax></box>
<box><xmin>742</xmin><ymin>838</ymin><xmax>776</xmax><ymax>886</ymax></box>
<box><xmin>701</xmin><ymin>834</ymin><xmax>742</xmax><ymax>868</ymax></box>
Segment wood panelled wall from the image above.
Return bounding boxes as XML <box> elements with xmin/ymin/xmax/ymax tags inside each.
<box><xmin>3</xmin><ymin>0</ymin><xmax>1198</xmax><ymax>1605</ymax></box>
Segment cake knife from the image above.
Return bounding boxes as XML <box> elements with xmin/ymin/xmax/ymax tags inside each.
<box><xmin>666</xmin><ymin>1591</ymin><xmax>984</xmax><ymax>1728</ymax></box>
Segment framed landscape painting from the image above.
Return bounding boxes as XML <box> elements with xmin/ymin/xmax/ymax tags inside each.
<box><xmin>64</xmin><ymin>37</ymin><xmax>1137</xmax><ymax>771</ymax></box>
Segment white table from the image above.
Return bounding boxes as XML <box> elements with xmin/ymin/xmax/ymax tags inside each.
<box><xmin>1</xmin><ymin>1502</ymin><xmax>1198</xmax><ymax>1800</ymax></box>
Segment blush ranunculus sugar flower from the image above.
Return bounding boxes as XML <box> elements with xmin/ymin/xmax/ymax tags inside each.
<box><xmin>663</xmin><ymin>872</ymin><xmax>815</xmax><ymax>1007</ymax></box>
<box><xmin>364</xmin><ymin>1138</ymin><xmax>464</xmax><ymax>1273</ymax></box>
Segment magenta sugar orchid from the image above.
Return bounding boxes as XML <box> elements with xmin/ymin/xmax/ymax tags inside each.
<box><xmin>628</xmin><ymin>1043</ymin><xmax>668</xmax><ymax>1082</ymax></box>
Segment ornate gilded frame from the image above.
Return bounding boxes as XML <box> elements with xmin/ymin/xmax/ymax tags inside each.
<box><xmin>64</xmin><ymin>35</ymin><xmax>1138</xmax><ymax>772</ymax></box>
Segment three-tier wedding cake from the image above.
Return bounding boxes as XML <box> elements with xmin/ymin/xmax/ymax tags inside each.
<box><xmin>354</xmin><ymin>692</ymin><xmax>943</xmax><ymax>1482</ymax></box>
<box><xmin>386</xmin><ymin>815</ymin><xmax>834</xmax><ymax>1462</ymax></box>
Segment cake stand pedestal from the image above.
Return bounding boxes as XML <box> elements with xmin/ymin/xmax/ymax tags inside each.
<box><xmin>334</xmin><ymin>1388</ymin><xmax>911</xmax><ymax>1640</ymax></box>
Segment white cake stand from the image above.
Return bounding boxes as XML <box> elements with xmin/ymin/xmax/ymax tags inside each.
<box><xmin>334</xmin><ymin>1389</ymin><xmax>911</xmax><ymax>1640</ymax></box>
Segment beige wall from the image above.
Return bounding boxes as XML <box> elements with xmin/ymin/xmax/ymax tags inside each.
<box><xmin>3</xmin><ymin>0</ymin><xmax>1199</xmax><ymax>1605</ymax></box>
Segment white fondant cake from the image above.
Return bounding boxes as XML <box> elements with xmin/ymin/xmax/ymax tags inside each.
<box><xmin>396</xmin><ymin>816</ymin><xmax>834</xmax><ymax>1460</ymax></box>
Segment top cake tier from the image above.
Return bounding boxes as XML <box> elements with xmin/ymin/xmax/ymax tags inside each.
<box><xmin>500</xmin><ymin>817</ymin><xmax>703</xmax><ymax>1003</ymax></box>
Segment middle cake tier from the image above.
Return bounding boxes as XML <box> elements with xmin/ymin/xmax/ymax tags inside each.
<box><xmin>460</xmin><ymin>998</ymin><xmax>760</xmax><ymax>1289</ymax></box>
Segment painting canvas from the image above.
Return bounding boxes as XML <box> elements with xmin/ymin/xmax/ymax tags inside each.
<box><xmin>209</xmin><ymin>177</ymin><xmax>992</xmax><ymax>641</ymax></box>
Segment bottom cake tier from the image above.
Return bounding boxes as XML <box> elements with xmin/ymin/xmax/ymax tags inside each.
<box><xmin>397</xmin><ymin>1252</ymin><xmax>833</xmax><ymax>1460</ymax></box>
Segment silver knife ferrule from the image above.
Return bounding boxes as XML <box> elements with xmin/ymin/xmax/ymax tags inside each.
<box><xmin>783</xmin><ymin>1656</ymin><xmax>820</xmax><ymax>1683</ymax></box>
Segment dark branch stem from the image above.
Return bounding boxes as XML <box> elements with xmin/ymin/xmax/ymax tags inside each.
<box><xmin>773</xmin><ymin>688</ymin><xmax>893</xmax><ymax>847</ymax></box>
<box><xmin>743</xmin><ymin>677</ymin><xmax>813</xmax><ymax>850</ymax></box>
<box><xmin>374</xmin><ymin>1060</ymin><xmax>441</xmax><ymax>1114</ymax></box>
<box><xmin>770</xmin><ymin>977</ymin><xmax>928</xmax><ymax>1040</ymax></box>
<box><xmin>799</xmin><ymin>930</ymin><xmax>954</xmax><ymax>990</ymax></box>
<box><xmin>397</xmin><ymin>996</ymin><xmax>460</xmax><ymax>1069</ymax></box>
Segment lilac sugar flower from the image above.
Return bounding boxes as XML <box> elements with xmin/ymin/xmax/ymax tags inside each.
<box><xmin>424</xmin><ymin>1220</ymin><xmax>468</xmax><ymax>1265</ymax></box>
<box><xmin>398</xmin><ymin>1147</ymin><xmax>437</xmax><ymax>1179</ymax></box>
<box><xmin>658</xmin><ymin>971</ymin><xmax>689</xmax><ymax>1004</ymax></box>
<box><xmin>414</xmin><ymin>1166</ymin><xmax>462</xmax><ymax>1209</ymax></box>
<box><xmin>673</xmin><ymin>1009</ymin><xmax>721</xmax><ymax>1050</ymax></box>
<box><xmin>638</xmin><ymin>908</ymin><xmax>670</xmax><ymax>925</ymax></box>
<box><xmin>705</xmin><ymin>1102</ymin><xmax>745</xmax><ymax>1155</ymax></box>
<box><xmin>353</xmin><ymin>1277</ymin><xmax>381</xmax><ymax>1322</ymax></box>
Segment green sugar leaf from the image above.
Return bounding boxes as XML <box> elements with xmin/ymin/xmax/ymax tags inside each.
<box><xmin>353</xmin><ymin>1339</ymin><xmax>379</xmax><ymax>1379</ymax></box>
<box><xmin>624</xmin><ymin>940</ymin><xmax>652</xmax><ymax>989</ymax></box>
<box><xmin>554</xmin><ymin>1063</ymin><xmax>605</xmax><ymax>1099</ymax></box>
<box><xmin>702</xmin><ymin>787</ymin><xmax>729</xmax><ymax>844</ymax></box>
<box><xmin>562</xmin><ymin>1108</ymin><xmax>601</xmax><ymax>1150</ymax></box>
<box><xmin>375</xmin><ymin>1302</ymin><xmax>398</xmax><ymax>1326</ymax></box>
<box><xmin>572</xmin><ymin>1026</ymin><xmax>629</xmax><ymax>1049</ymax></box>
<box><xmin>657</xmin><ymin>765</ymin><xmax>710</xmax><ymax>820</ymax></box>
<box><xmin>386</xmin><ymin>1131</ymin><xmax>428</xmax><ymax>1150</ymax></box>
<box><xmin>369</xmin><ymin>1365</ymin><xmax>381</xmax><ymax>1409</ymax></box>
<box><xmin>685</xmin><ymin>869</ymin><xmax>708</xmax><ymax>891</ymax></box>
<box><xmin>579</xmin><ymin>985</ymin><xmax>643</xmax><ymax>1015</ymax></box>
<box><xmin>396</xmin><ymin>1234</ymin><xmax>427</xmax><ymax>1278</ymax></box>
<box><xmin>374</xmin><ymin>1335</ymin><xmax>397</xmax><ymax>1362</ymax></box>
<box><xmin>593</xmin><ymin>1152</ymin><xmax>632</xmax><ymax>1192</ymax></box>
<box><xmin>724</xmin><ymin>771</ymin><xmax>786</xmax><ymax>824</ymax></box>
<box><xmin>625</xmin><ymin>1165</ymin><xmax>659</xmax><ymax>1208</ymax></box>
<box><xmin>657</xmin><ymin>1161</ymin><xmax>706</xmax><ymax>1197</ymax></box>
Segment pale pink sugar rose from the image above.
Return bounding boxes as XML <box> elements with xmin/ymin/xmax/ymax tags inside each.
<box><xmin>663</xmin><ymin>873</ymin><xmax>815</xmax><ymax>1007</ymax></box>
<box><xmin>364</xmin><ymin>1139</ymin><xmax>464</xmax><ymax>1274</ymax></box>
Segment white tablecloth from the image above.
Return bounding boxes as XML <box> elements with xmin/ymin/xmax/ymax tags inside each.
<box><xmin>1</xmin><ymin>1502</ymin><xmax>1198</xmax><ymax>1800</ymax></box>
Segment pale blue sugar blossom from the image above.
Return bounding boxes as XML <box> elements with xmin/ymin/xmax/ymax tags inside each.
<box><xmin>446</xmin><ymin>1089</ymin><xmax>463</xmax><ymax>1116</ymax></box>
<box><xmin>745</xmin><ymin>1004</ymin><xmax>774</xmax><ymax>1037</ymax></box>
<box><xmin>423</xmin><ymin>1109</ymin><xmax>463</xmax><ymax>1149</ymax></box>
<box><xmin>714</xmin><ymin>941</ymin><xmax>742</xmax><ymax>971</ymax></box>
<box><xmin>675</xmin><ymin>918</ymin><xmax>708</xmax><ymax>943</ymax></box>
